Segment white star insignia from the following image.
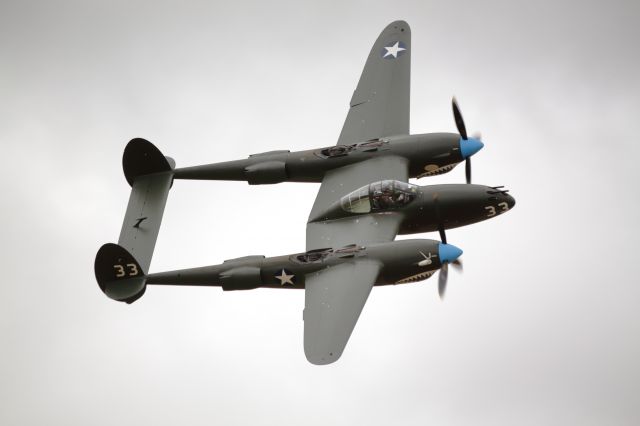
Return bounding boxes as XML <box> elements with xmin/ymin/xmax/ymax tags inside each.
<box><xmin>275</xmin><ymin>269</ymin><xmax>295</xmax><ymax>286</ymax></box>
<box><xmin>383</xmin><ymin>41</ymin><xmax>406</xmax><ymax>58</ymax></box>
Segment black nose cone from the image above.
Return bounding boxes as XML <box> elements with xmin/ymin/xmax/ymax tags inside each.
<box><xmin>505</xmin><ymin>193</ymin><xmax>516</xmax><ymax>209</ymax></box>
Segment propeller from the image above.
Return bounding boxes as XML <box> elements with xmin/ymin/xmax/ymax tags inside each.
<box><xmin>438</xmin><ymin>263</ymin><xmax>449</xmax><ymax>299</ymax></box>
<box><xmin>432</xmin><ymin>192</ymin><xmax>446</xmax><ymax>243</ymax></box>
<box><xmin>438</xmin><ymin>258</ymin><xmax>463</xmax><ymax>299</ymax></box>
<box><xmin>452</xmin><ymin>98</ymin><xmax>483</xmax><ymax>184</ymax></box>
<box><xmin>432</xmin><ymin>191</ymin><xmax>464</xmax><ymax>300</ymax></box>
<box><xmin>465</xmin><ymin>157</ymin><xmax>472</xmax><ymax>185</ymax></box>
<box><xmin>452</xmin><ymin>97</ymin><xmax>468</xmax><ymax>140</ymax></box>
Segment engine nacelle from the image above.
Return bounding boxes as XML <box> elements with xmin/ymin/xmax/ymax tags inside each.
<box><xmin>220</xmin><ymin>266</ymin><xmax>262</xmax><ymax>291</ymax></box>
<box><xmin>244</xmin><ymin>161</ymin><xmax>288</xmax><ymax>185</ymax></box>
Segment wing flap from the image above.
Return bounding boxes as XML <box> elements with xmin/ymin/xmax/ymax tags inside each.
<box><xmin>307</xmin><ymin>213</ymin><xmax>403</xmax><ymax>251</ymax></box>
<box><xmin>304</xmin><ymin>260</ymin><xmax>381</xmax><ymax>365</ymax></box>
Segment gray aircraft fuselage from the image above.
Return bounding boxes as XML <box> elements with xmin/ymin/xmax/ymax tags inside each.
<box><xmin>172</xmin><ymin>133</ymin><xmax>471</xmax><ymax>184</ymax></box>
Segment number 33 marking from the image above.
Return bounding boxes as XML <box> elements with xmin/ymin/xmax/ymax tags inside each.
<box><xmin>113</xmin><ymin>263</ymin><xmax>139</xmax><ymax>277</ymax></box>
<box><xmin>485</xmin><ymin>202</ymin><xmax>509</xmax><ymax>217</ymax></box>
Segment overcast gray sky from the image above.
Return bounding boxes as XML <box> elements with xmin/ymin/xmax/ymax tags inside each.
<box><xmin>1</xmin><ymin>0</ymin><xmax>639</xmax><ymax>425</ymax></box>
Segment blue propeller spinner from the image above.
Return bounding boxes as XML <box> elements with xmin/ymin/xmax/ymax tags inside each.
<box><xmin>460</xmin><ymin>137</ymin><xmax>484</xmax><ymax>159</ymax></box>
<box><xmin>438</xmin><ymin>243</ymin><xmax>463</xmax><ymax>264</ymax></box>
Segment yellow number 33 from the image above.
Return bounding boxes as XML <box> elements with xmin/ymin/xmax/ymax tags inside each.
<box><xmin>113</xmin><ymin>263</ymin><xmax>140</xmax><ymax>278</ymax></box>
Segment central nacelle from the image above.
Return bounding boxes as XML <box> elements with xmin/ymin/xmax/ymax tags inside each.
<box><xmin>310</xmin><ymin>180</ymin><xmax>418</xmax><ymax>222</ymax></box>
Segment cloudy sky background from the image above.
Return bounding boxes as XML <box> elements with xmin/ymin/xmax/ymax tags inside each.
<box><xmin>1</xmin><ymin>0</ymin><xmax>639</xmax><ymax>424</ymax></box>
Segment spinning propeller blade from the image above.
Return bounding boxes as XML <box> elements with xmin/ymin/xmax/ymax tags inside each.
<box><xmin>438</xmin><ymin>256</ymin><xmax>464</xmax><ymax>301</ymax></box>
<box><xmin>452</xmin><ymin>98</ymin><xmax>483</xmax><ymax>184</ymax></box>
<box><xmin>451</xmin><ymin>259</ymin><xmax>463</xmax><ymax>272</ymax></box>
<box><xmin>438</xmin><ymin>263</ymin><xmax>448</xmax><ymax>299</ymax></box>
<box><xmin>433</xmin><ymin>191</ymin><xmax>464</xmax><ymax>300</ymax></box>
<box><xmin>465</xmin><ymin>158</ymin><xmax>472</xmax><ymax>184</ymax></box>
<box><xmin>452</xmin><ymin>97</ymin><xmax>467</xmax><ymax>140</ymax></box>
<box><xmin>433</xmin><ymin>192</ymin><xmax>447</xmax><ymax>244</ymax></box>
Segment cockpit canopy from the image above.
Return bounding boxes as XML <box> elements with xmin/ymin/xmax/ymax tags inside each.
<box><xmin>340</xmin><ymin>180</ymin><xmax>419</xmax><ymax>213</ymax></box>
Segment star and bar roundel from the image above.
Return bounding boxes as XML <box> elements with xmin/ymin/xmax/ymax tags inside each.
<box><xmin>381</xmin><ymin>41</ymin><xmax>407</xmax><ymax>59</ymax></box>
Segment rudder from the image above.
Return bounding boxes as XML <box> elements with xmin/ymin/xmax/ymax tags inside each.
<box><xmin>95</xmin><ymin>243</ymin><xmax>147</xmax><ymax>303</ymax></box>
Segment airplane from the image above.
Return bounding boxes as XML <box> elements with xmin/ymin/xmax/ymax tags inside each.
<box><xmin>95</xmin><ymin>20</ymin><xmax>515</xmax><ymax>365</ymax></box>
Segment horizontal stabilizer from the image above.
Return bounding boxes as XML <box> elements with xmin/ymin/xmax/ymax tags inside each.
<box><xmin>119</xmin><ymin>138</ymin><xmax>175</xmax><ymax>275</ymax></box>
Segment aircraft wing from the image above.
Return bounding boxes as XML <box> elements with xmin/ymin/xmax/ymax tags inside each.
<box><xmin>304</xmin><ymin>259</ymin><xmax>382</xmax><ymax>365</ymax></box>
<box><xmin>302</xmin><ymin>21</ymin><xmax>411</xmax><ymax>365</ymax></box>
<box><xmin>303</xmin><ymin>155</ymin><xmax>408</xmax><ymax>364</ymax></box>
<box><xmin>336</xmin><ymin>20</ymin><xmax>410</xmax><ymax>146</ymax></box>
